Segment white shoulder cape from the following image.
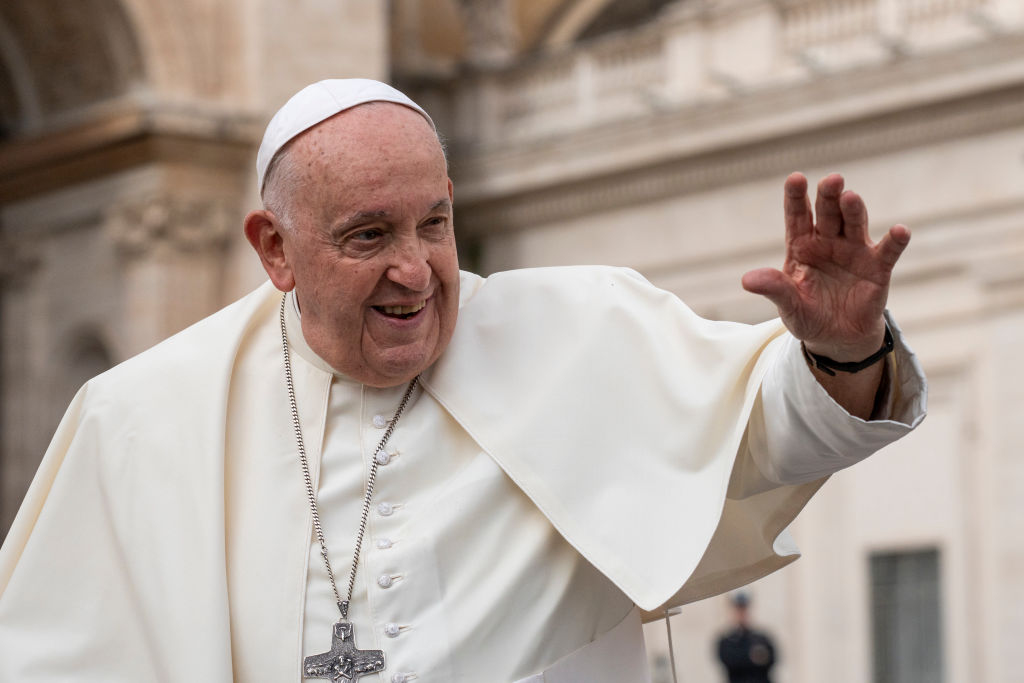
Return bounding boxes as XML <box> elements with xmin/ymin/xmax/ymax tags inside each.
<box><xmin>0</xmin><ymin>266</ymin><xmax>831</xmax><ymax>680</ymax></box>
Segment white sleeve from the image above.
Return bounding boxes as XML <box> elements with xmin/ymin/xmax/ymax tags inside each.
<box><xmin>737</xmin><ymin>310</ymin><xmax>927</xmax><ymax>492</ymax></box>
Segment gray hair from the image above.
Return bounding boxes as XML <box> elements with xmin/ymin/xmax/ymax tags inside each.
<box><xmin>261</xmin><ymin>143</ymin><xmax>302</xmax><ymax>229</ymax></box>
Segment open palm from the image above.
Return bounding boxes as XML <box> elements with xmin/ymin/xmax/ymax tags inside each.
<box><xmin>742</xmin><ymin>173</ymin><xmax>910</xmax><ymax>360</ymax></box>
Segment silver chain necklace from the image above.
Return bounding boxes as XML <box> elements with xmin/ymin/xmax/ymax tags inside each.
<box><xmin>280</xmin><ymin>297</ymin><xmax>419</xmax><ymax>681</ymax></box>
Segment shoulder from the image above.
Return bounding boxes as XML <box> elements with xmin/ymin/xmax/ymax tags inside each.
<box><xmin>461</xmin><ymin>265</ymin><xmax>649</xmax><ymax>289</ymax></box>
<box><xmin>83</xmin><ymin>281</ymin><xmax>281</xmax><ymax>405</ymax></box>
<box><xmin>35</xmin><ymin>282</ymin><xmax>284</xmax><ymax>481</ymax></box>
<box><xmin>458</xmin><ymin>265</ymin><xmax>661</xmax><ymax>310</ymax></box>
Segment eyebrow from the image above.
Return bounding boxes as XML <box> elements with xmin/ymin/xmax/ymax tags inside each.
<box><xmin>428</xmin><ymin>198</ymin><xmax>453</xmax><ymax>214</ymax></box>
<box><xmin>333</xmin><ymin>198</ymin><xmax>452</xmax><ymax>232</ymax></box>
<box><xmin>334</xmin><ymin>210</ymin><xmax>389</xmax><ymax>233</ymax></box>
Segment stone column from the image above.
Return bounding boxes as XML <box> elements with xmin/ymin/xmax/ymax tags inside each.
<box><xmin>0</xmin><ymin>236</ymin><xmax>43</xmax><ymax>539</ymax></box>
<box><xmin>662</xmin><ymin>2</ymin><xmax>711</xmax><ymax>103</ymax></box>
<box><xmin>104</xmin><ymin>192</ymin><xmax>235</xmax><ymax>356</ymax></box>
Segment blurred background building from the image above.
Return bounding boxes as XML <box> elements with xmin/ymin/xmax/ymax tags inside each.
<box><xmin>2</xmin><ymin>1</ymin><xmax>1023</xmax><ymax>681</ymax></box>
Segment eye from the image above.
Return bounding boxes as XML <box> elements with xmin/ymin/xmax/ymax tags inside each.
<box><xmin>335</xmin><ymin>226</ymin><xmax>387</xmax><ymax>257</ymax></box>
<box><xmin>352</xmin><ymin>228</ymin><xmax>383</xmax><ymax>242</ymax></box>
<box><xmin>421</xmin><ymin>216</ymin><xmax>449</xmax><ymax>236</ymax></box>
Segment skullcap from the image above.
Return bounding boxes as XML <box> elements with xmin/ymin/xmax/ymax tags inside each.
<box><xmin>256</xmin><ymin>78</ymin><xmax>435</xmax><ymax>196</ymax></box>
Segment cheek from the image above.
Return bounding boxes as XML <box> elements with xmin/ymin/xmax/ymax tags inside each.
<box><xmin>438</xmin><ymin>271</ymin><xmax>461</xmax><ymax>333</ymax></box>
<box><xmin>321</xmin><ymin>264</ymin><xmax>383</xmax><ymax>320</ymax></box>
<box><xmin>431</xmin><ymin>242</ymin><xmax>459</xmax><ymax>278</ymax></box>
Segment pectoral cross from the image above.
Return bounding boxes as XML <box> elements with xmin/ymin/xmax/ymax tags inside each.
<box><xmin>303</xmin><ymin>620</ymin><xmax>386</xmax><ymax>681</ymax></box>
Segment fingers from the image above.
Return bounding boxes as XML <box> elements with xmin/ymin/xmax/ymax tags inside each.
<box><xmin>784</xmin><ymin>173</ymin><xmax>813</xmax><ymax>243</ymax></box>
<box><xmin>875</xmin><ymin>224</ymin><xmax>912</xmax><ymax>268</ymax></box>
<box><xmin>814</xmin><ymin>173</ymin><xmax>845</xmax><ymax>238</ymax></box>
<box><xmin>839</xmin><ymin>190</ymin><xmax>869</xmax><ymax>244</ymax></box>
<box><xmin>741</xmin><ymin>267</ymin><xmax>800</xmax><ymax>317</ymax></box>
<box><xmin>812</xmin><ymin>174</ymin><xmax>871</xmax><ymax>244</ymax></box>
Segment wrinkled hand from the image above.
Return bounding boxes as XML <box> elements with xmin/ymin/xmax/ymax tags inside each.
<box><xmin>742</xmin><ymin>172</ymin><xmax>910</xmax><ymax>360</ymax></box>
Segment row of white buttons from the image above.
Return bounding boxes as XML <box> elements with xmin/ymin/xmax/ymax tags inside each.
<box><xmin>376</xmin><ymin>447</ymin><xmax>399</xmax><ymax>466</ymax></box>
<box><xmin>377</xmin><ymin>501</ymin><xmax>401</xmax><ymax>517</ymax></box>
<box><xmin>378</xmin><ymin>573</ymin><xmax>402</xmax><ymax>589</ymax></box>
<box><xmin>373</xmin><ymin>411</ymin><xmax>415</xmax><ymax>683</ymax></box>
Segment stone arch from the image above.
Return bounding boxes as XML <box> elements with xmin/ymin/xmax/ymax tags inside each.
<box><xmin>538</xmin><ymin>0</ymin><xmax>681</xmax><ymax>49</ymax></box>
<box><xmin>118</xmin><ymin>0</ymin><xmax>246</xmax><ymax>103</ymax></box>
<box><xmin>0</xmin><ymin>0</ymin><xmax>144</xmax><ymax>138</ymax></box>
<box><xmin>0</xmin><ymin>0</ymin><xmax>252</xmax><ymax>142</ymax></box>
<box><xmin>394</xmin><ymin>0</ymin><xmax>689</xmax><ymax>74</ymax></box>
<box><xmin>0</xmin><ymin>18</ymin><xmax>37</xmax><ymax>140</ymax></box>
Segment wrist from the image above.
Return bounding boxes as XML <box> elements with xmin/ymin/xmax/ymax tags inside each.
<box><xmin>801</xmin><ymin>324</ymin><xmax>893</xmax><ymax>377</ymax></box>
<box><xmin>802</xmin><ymin>320</ymin><xmax>886</xmax><ymax>361</ymax></box>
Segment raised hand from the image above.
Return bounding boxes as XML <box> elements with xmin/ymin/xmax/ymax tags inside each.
<box><xmin>741</xmin><ymin>172</ymin><xmax>910</xmax><ymax>361</ymax></box>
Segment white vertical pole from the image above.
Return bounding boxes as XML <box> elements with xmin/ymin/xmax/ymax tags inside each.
<box><xmin>665</xmin><ymin>611</ymin><xmax>680</xmax><ymax>683</ymax></box>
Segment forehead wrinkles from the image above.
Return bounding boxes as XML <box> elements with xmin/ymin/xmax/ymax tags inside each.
<box><xmin>287</xmin><ymin>106</ymin><xmax>445</xmax><ymax>224</ymax></box>
<box><xmin>304</xmin><ymin>104</ymin><xmax>438</xmax><ymax>170</ymax></box>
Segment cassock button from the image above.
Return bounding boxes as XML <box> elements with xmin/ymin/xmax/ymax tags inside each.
<box><xmin>384</xmin><ymin>622</ymin><xmax>401</xmax><ymax>638</ymax></box>
<box><xmin>378</xmin><ymin>574</ymin><xmax>394</xmax><ymax>588</ymax></box>
<box><xmin>377</xmin><ymin>502</ymin><xmax>394</xmax><ymax>517</ymax></box>
<box><xmin>372</xmin><ymin>414</ymin><xmax>388</xmax><ymax>429</ymax></box>
<box><xmin>377</xmin><ymin>538</ymin><xmax>393</xmax><ymax>550</ymax></box>
<box><xmin>375</xmin><ymin>450</ymin><xmax>391</xmax><ymax>466</ymax></box>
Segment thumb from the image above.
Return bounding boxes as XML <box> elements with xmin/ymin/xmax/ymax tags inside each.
<box><xmin>742</xmin><ymin>267</ymin><xmax>800</xmax><ymax>317</ymax></box>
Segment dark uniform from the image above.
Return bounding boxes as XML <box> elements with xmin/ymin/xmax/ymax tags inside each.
<box><xmin>716</xmin><ymin>625</ymin><xmax>776</xmax><ymax>683</ymax></box>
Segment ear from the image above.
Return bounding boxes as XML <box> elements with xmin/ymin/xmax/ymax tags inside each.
<box><xmin>243</xmin><ymin>209</ymin><xmax>296</xmax><ymax>291</ymax></box>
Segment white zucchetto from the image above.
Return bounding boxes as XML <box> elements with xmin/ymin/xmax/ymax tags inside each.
<box><xmin>256</xmin><ymin>78</ymin><xmax>435</xmax><ymax>195</ymax></box>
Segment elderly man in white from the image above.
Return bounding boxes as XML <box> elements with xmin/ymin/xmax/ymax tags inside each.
<box><xmin>0</xmin><ymin>80</ymin><xmax>925</xmax><ymax>682</ymax></box>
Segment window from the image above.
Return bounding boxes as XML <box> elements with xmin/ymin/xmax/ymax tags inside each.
<box><xmin>870</xmin><ymin>549</ymin><xmax>943</xmax><ymax>683</ymax></box>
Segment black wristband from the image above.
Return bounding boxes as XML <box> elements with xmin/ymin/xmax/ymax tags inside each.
<box><xmin>801</xmin><ymin>323</ymin><xmax>894</xmax><ymax>377</ymax></box>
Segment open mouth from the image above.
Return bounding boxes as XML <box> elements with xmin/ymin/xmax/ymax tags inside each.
<box><xmin>373</xmin><ymin>301</ymin><xmax>427</xmax><ymax>320</ymax></box>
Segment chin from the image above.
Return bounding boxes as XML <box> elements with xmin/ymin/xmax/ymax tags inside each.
<box><xmin>363</xmin><ymin>370</ymin><xmax>426</xmax><ymax>389</ymax></box>
<box><xmin>364</xmin><ymin>352</ymin><xmax>438</xmax><ymax>388</ymax></box>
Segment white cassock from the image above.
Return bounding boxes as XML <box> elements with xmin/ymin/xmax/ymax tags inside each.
<box><xmin>0</xmin><ymin>266</ymin><xmax>926</xmax><ymax>682</ymax></box>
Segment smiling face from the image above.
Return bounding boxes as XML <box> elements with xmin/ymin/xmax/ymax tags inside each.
<box><xmin>251</xmin><ymin>103</ymin><xmax>459</xmax><ymax>387</ymax></box>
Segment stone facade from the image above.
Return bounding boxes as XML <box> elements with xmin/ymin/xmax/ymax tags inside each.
<box><xmin>0</xmin><ymin>0</ymin><xmax>388</xmax><ymax>535</ymax></box>
<box><xmin>2</xmin><ymin>1</ymin><xmax>1023</xmax><ymax>681</ymax></box>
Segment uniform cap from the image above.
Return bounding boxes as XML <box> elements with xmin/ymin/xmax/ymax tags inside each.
<box><xmin>730</xmin><ymin>590</ymin><xmax>751</xmax><ymax>608</ymax></box>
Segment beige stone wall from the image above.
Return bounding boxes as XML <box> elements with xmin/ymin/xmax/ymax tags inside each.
<box><xmin>0</xmin><ymin>0</ymin><xmax>389</xmax><ymax>535</ymax></box>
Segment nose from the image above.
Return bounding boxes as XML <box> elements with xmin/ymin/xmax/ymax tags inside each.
<box><xmin>386</xmin><ymin>236</ymin><xmax>432</xmax><ymax>292</ymax></box>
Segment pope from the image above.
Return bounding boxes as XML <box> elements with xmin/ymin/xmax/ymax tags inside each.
<box><xmin>0</xmin><ymin>79</ymin><xmax>925</xmax><ymax>682</ymax></box>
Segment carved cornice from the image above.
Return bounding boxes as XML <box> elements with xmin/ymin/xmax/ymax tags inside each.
<box><xmin>0</xmin><ymin>99</ymin><xmax>260</xmax><ymax>204</ymax></box>
<box><xmin>104</xmin><ymin>193</ymin><xmax>235</xmax><ymax>258</ymax></box>
<box><xmin>454</xmin><ymin>43</ymin><xmax>1024</xmax><ymax>235</ymax></box>
<box><xmin>445</xmin><ymin>25</ymin><xmax>1024</xmax><ymax>199</ymax></box>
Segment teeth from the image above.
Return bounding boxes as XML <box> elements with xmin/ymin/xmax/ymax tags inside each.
<box><xmin>380</xmin><ymin>301</ymin><xmax>426</xmax><ymax>315</ymax></box>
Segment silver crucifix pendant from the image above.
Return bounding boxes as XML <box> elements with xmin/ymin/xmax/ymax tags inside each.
<box><xmin>303</xmin><ymin>620</ymin><xmax>386</xmax><ymax>681</ymax></box>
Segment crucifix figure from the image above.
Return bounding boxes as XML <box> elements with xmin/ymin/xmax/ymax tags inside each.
<box><xmin>303</xmin><ymin>620</ymin><xmax>386</xmax><ymax>681</ymax></box>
